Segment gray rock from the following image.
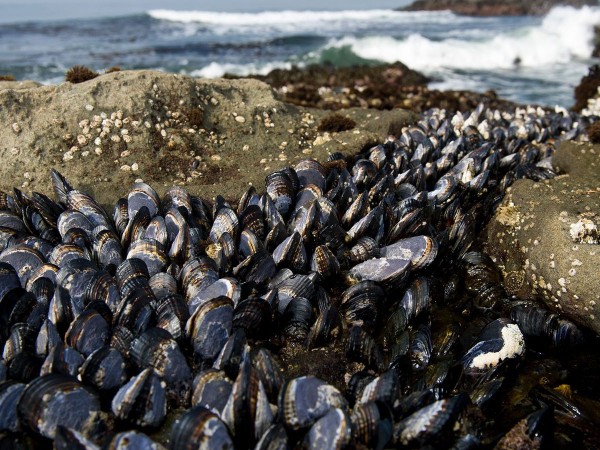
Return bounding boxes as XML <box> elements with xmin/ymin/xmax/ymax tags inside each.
<box><xmin>485</xmin><ymin>141</ymin><xmax>600</xmax><ymax>334</ymax></box>
<box><xmin>0</xmin><ymin>70</ymin><xmax>416</xmax><ymax>208</ymax></box>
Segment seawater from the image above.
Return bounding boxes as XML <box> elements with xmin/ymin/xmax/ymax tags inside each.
<box><xmin>0</xmin><ymin>2</ymin><xmax>598</xmax><ymax>108</ymax></box>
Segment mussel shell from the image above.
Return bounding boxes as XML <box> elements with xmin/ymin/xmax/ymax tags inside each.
<box><xmin>186</xmin><ymin>296</ymin><xmax>233</xmax><ymax>363</ymax></box>
<box><xmin>130</xmin><ymin>328</ymin><xmax>192</xmax><ymax>402</ymax></box>
<box><xmin>392</xmin><ymin>394</ymin><xmax>468</xmax><ymax>446</ymax></box>
<box><xmin>40</xmin><ymin>342</ymin><xmax>84</xmax><ymax>377</ymax></box>
<box><xmin>17</xmin><ymin>374</ymin><xmax>105</xmax><ymax>439</ymax></box>
<box><xmin>351</xmin><ymin>400</ymin><xmax>393</xmax><ymax>450</ymax></box>
<box><xmin>310</xmin><ymin>245</ymin><xmax>340</xmax><ymax>278</ymax></box>
<box><xmin>0</xmin><ymin>245</ymin><xmax>45</xmax><ymax>286</ymax></box>
<box><xmin>127</xmin><ymin>239</ymin><xmax>168</xmax><ymax>277</ymax></box>
<box><xmin>347</xmin><ymin>256</ymin><xmax>410</xmax><ymax>286</ymax></box>
<box><xmin>462</xmin><ymin>318</ymin><xmax>525</xmax><ymax>374</ymax></box>
<box><xmin>156</xmin><ymin>293</ymin><xmax>190</xmax><ymax>342</ymax></box>
<box><xmin>105</xmin><ymin>430</ymin><xmax>164</xmax><ymax>450</ymax></box>
<box><xmin>280</xmin><ymin>376</ymin><xmax>347</xmax><ymax>430</ymax></box>
<box><xmin>221</xmin><ymin>357</ymin><xmax>273</xmax><ymax>446</ymax></box>
<box><xmin>80</xmin><ymin>346</ymin><xmax>127</xmax><ymax>391</ymax></box>
<box><xmin>306</xmin><ymin>407</ymin><xmax>351</xmax><ymax>450</ymax></box>
<box><xmin>252</xmin><ymin>348</ymin><xmax>285</xmax><ymax>405</ymax></box>
<box><xmin>192</xmin><ymin>369</ymin><xmax>232</xmax><ymax>414</ymax></box>
<box><xmin>65</xmin><ymin>309</ymin><xmax>110</xmax><ymax>357</ymax></box>
<box><xmin>0</xmin><ymin>381</ymin><xmax>26</xmax><ymax>432</ymax></box>
<box><xmin>111</xmin><ymin>368</ymin><xmax>167</xmax><ymax>428</ymax></box>
<box><xmin>170</xmin><ymin>405</ymin><xmax>234</xmax><ymax>450</ymax></box>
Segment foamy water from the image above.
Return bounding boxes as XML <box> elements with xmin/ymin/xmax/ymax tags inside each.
<box><xmin>1</xmin><ymin>5</ymin><xmax>598</xmax><ymax>106</ymax></box>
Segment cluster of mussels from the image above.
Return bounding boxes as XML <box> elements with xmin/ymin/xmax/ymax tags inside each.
<box><xmin>0</xmin><ymin>104</ymin><xmax>598</xmax><ymax>450</ymax></box>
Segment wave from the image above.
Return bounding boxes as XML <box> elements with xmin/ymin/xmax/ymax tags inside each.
<box><xmin>147</xmin><ymin>8</ymin><xmax>468</xmax><ymax>32</ymax></box>
<box><xmin>189</xmin><ymin>61</ymin><xmax>293</xmax><ymax>78</ymax></box>
<box><xmin>315</xmin><ymin>6</ymin><xmax>600</xmax><ymax>71</ymax></box>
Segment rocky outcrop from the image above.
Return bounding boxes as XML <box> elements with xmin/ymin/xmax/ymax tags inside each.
<box><xmin>485</xmin><ymin>141</ymin><xmax>600</xmax><ymax>334</ymax></box>
<box><xmin>402</xmin><ymin>0</ymin><xmax>597</xmax><ymax>16</ymax></box>
<box><xmin>573</xmin><ymin>65</ymin><xmax>600</xmax><ymax>113</ymax></box>
<box><xmin>238</xmin><ymin>63</ymin><xmax>519</xmax><ymax>113</ymax></box>
<box><xmin>0</xmin><ymin>70</ymin><xmax>417</xmax><ymax>207</ymax></box>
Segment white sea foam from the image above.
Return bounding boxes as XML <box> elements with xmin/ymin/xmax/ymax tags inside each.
<box><xmin>190</xmin><ymin>61</ymin><xmax>293</xmax><ymax>78</ymax></box>
<box><xmin>148</xmin><ymin>8</ymin><xmax>468</xmax><ymax>36</ymax></box>
<box><xmin>148</xmin><ymin>8</ymin><xmax>461</xmax><ymax>26</ymax></box>
<box><xmin>320</xmin><ymin>6</ymin><xmax>600</xmax><ymax>71</ymax></box>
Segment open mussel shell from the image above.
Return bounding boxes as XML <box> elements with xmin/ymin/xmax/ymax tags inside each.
<box><xmin>462</xmin><ymin>318</ymin><xmax>525</xmax><ymax>374</ymax></box>
<box><xmin>18</xmin><ymin>374</ymin><xmax>107</xmax><ymax>440</ymax></box>
<box><xmin>280</xmin><ymin>376</ymin><xmax>347</xmax><ymax>431</ymax></box>
<box><xmin>169</xmin><ymin>405</ymin><xmax>234</xmax><ymax>450</ymax></box>
<box><xmin>112</xmin><ymin>368</ymin><xmax>167</xmax><ymax>429</ymax></box>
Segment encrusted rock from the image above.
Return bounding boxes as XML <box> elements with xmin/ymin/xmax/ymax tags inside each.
<box><xmin>485</xmin><ymin>141</ymin><xmax>600</xmax><ymax>333</ymax></box>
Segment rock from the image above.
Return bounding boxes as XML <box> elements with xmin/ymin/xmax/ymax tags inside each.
<box><xmin>237</xmin><ymin>63</ymin><xmax>519</xmax><ymax>114</ymax></box>
<box><xmin>0</xmin><ymin>80</ymin><xmax>42</xmax><ymax>91</ymax></box>
<box><xmin>485</xmin><ymin>141</ymin><xmax>600</xmax><ymax>334</ymax></box>
<box><xmin>573</xmin><ymin>65</ymin><xmax>600</xmax><ymax>113</ymax></box>
<box><xmin>402</xmin><ymin>0</ymin><xmax>596</xmax><ymax>16</ymax></box>
<box><xmin>0</xmin><ymin>69</ymin><xmax>417</xmax><ymax>207</ymax></box>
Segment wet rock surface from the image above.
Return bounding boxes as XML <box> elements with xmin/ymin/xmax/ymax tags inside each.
<box><xmin>485</xmin><ymin>141</ymin><xmax>600</xmax><ymax>333</ymax></box>
<box><xmin>0</xmin><ymin>70</ymin><xmax>416</xmax><ymax>207</ymax></box>
<box><xmin>402</xmin><ymin>0</ymin><xmax>597</xmax><ymax>16</ymax></box>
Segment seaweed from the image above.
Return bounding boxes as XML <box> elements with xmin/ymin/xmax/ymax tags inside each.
<box><xmin>317</xmin><ymin>113</ymin><xmax>356</xmax><ymax>133</ymax></box>
<box><xmin>187</xmin><ymin>108</ymin><xmax>204</xmax><ymax>128</ymax></box>
<box><xmin>587</xmin><ymin>121</ymin><xmax>600</xmax><ymax>144</ymax></box>
<box><xmin>0</xmin><ymin>75</ymin><xmax>16</xmax><ymax>81</ymax></box>
<box><xmin>65</xmin><ymin>65</ymin><xmax>99</xmax><ymax>84</ymax></box>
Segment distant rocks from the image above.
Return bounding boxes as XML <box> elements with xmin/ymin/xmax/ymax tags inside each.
<box><xmin>485</xmin><ymin>141</ymin><xmax>600</xmax><ymax>334</ymax></box>
<box><xmin>238</xmin><ymin>63</ymin><xmax>519</xmax><ymax>113</ymax></box>
<box><xmin>401</xmin><ymin>0</ymin><xmax>597</xmax><ymax>16</ymax></box>
<box><xmin>573</xmin><ymin>65</ymin><xmax>600</xmax><ymax>114</ymax></box>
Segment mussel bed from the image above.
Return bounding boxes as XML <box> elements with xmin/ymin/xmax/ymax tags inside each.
<box><xmin>0</xmin><ymin>104</ymin><xmax>599</xmax><ymax>449</ymax></box>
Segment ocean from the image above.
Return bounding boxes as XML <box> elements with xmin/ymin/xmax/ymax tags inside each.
<box><xmin>0</xmin><ymin>1</ymin><xmax>598</xmax><ymax>107</ymax></box>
